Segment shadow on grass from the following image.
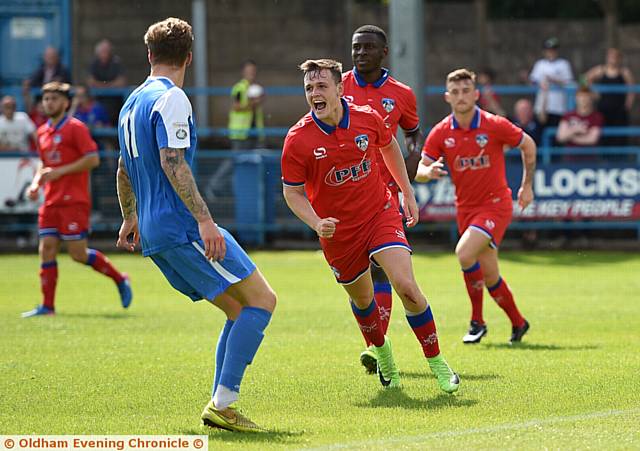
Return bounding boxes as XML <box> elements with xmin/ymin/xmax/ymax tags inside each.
<box><xmin>482</xmin><ymin>342</ymin><xmax>599</xmax><ymax>351</ymax></box>
<box><xmin>180</xmin><ymin>427</ymin><xmax>305</xmax><ymax>445</ymax></box>
<box><xmin>400</xmin><ymin>371</ymin><xmax>501</xmax><ymax>382</ymax></box>
<box><xmin>355</xmin><ymin>388</ymin><xmax>477</xmax><ymax>411</ymax></box>
<box><xmin>499</xmin><ymin>251</ymin><xmax>637</xmax><ymax>267</ymax></box>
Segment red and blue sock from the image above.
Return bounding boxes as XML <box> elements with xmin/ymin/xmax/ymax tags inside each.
<box><xmin>40</xmin><ymin>260</ymin><xmax>58</xmax><ymax>310</ymax></box>
<box><xmin>406</xmin><ymin>305</ymin><xmax>440</xmax><ymax>358</ymax></box>
<box><xmin>487</xmin><ymin>277</ymin><xmax>525</xmax><ymax>327</ymax></box>
<box><xmin>350</xmin><ymin>299</ymin><xmax>385</xmax><ymax>347</ymax></box>
<box><xmin>86</xmin><ymin>249</ymin><xmax>124</xmax><ymax>284</ymax></box>
<box><xmin>374</xmin><ymin>282</ymin><xmax>393</xmax><ymax>337</ymax></box>
<box><xmin>462</xmin><ymin>262</ymin><xmax>485</xmax><ymax>324</ymax></box>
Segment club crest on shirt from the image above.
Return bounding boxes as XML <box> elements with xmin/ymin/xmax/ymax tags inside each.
<box><xmin>381</xmin><ymin>98</ymin><xmax>395</xmax><ymax>113</ymax></box>
<box><xmin>53</xmin><ymin>135</ymin><xmax>62</xmax><ymax>144</ymax></box>
<box><xmin>176</xmin><ymin>128</ymin><xmax>188</xmax><ymax>140</ymax></box>
<box><xmin>355</xmin><ymin>134</ymin><xmax>369</xmax><ymax>151</ymax></box>
<box><xmin>475</xmin><ymin>133</ymin><xmax>488</xmax><ymax>148</ymax></box>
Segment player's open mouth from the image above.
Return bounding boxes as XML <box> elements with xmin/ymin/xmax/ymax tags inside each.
<box><xmin>313</xmin><ymin>100</ymin><xmax>327</xmax><ymax>112</ymax></box>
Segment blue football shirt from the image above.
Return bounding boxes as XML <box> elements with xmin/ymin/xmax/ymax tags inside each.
<box><xmin>118</xmin><ymin>76</ymin><xmax>200</xmax><ymax>256</ymax></box>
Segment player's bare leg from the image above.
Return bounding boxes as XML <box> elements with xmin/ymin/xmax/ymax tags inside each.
<box><xmin>67</xmin><ymin>239</ymin><xmax>132</xmax><ymax>308</ymax></box>
<box><xmin>22</xmin><ymin>236</ymin><xmax>60</xmax><ymax>317</ymax></box>
<box><xmin>201</xmin><ymin>269</ymin><xmax>276</xmax><ymax>432</ymax></box>
<box><xmin>342</xmin><ymin>271</ymin><xmax>400</xmax><ymax>388</ymax></box>
<box><xmin>375</xmin><ymin>247</ymin><xmax>459</xmax><ymax>393</ymax></box>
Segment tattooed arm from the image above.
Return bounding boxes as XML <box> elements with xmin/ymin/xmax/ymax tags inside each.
<box><xmin>159</xmin><ymin>147</ymin><xmax>226</xmax><ymax>260</ymax></box>
<box><xmin>116</xmin><ymin>156</ymin><xmax>140</xmax><ymax>251</ymax></box>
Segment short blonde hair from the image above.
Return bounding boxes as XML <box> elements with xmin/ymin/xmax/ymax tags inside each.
<box><xmin>446</xmin><ymin>68</ymin><xmax>476</xmax><ymax>86</ymax></box>
<box><xmin>299</xmin><ymin>59</ymin><xmax>343</xmax><ymax>84</ymax></box>
<box><xmin>42</xmin><ymin>81</ymin><xmax>72</xmax><ymax>98</ymax></box>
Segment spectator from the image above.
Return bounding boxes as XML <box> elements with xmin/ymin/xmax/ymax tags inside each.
<box><xmin>556</xmin><ymin>86</ymin><xmax>603</xmax><ymax>151</ymax></box>
<box><xmin>584</xmin><ymin>48</ymin><xmax>635</xmax><ymax>146</ymax></box>
<box><xmin>87</xmin><ymin>39</ymin><xmax>127</xmax><ymax>124</ymax></box>
<box><xmin>0</xmin><ymin>95</ymin><xmax>36</xmax><ymax>153</ymax></box>
<box><xmin>228</xmin><ymin>60</ymin><xmax>265</xmax><ymax>150</ymax></box>
<box><xmin>477</xmin><ymin>68</ymin><xmax>506</xmax><ymax>116</ymax></box>
<box><xmin>25</xmin><ymin>47</ymin><xmax>72</xmax><ymax>88</ymax></box>
<box><xmin>69</xmin><ymin>85</ymin><xmax>110</xmax><ymax>128</ymax></box>
<box><xmin>529</xmin><ymin>38</ymin><xmax>574</xmax><ymax>129</ymax></box>
<box><xmin>510</xmin><ymin>98</ymin><xmax>543</xmax><ymax>145</ymax></box>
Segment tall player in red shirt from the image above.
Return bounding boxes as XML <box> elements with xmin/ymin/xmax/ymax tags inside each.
<box><xmin>282</xmin><ymin>59</ymin><xmax>459</xmax><ymax>393</ymax></box>
<box><xmin>416</xmin><ymin>69</ymin><xmax>536</xmax><ymax>344</ymax></box>
<box><xmin>342</xmin><ymin>25</ymin><xmax>424</xmax><ymax>373</ymax></box>
<box><xmin>22</xmin><ymin>82</ymin><xmax>132</xmax><ymax>318</ymax></box>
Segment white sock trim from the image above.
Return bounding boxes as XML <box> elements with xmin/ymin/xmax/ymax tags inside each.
<box><xmin>212</xmin><ymin>384</ymin><xmax>239</xmax><ymax>410</ymax></box>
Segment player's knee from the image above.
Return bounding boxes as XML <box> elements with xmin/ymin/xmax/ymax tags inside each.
<box><xmin>455</xmin><ymin>244</ymin><xmax>475</xmax><ymax>268</ymax></box>
<box><xmin>394</xmin><ymin>278</ymin><xmax>424</xmax><ymax>307</ymax></box>
<box><xmin>253</xmin><ymin>287</ymin><xmax>277</xmax><ymax>313</ymax></box>
<box><xmin>69</xmin><ymin>249</ymin><xmax>88</xmax><ymax>263</ymax></box>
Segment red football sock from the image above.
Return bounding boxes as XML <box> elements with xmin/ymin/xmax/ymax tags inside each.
<box><xmin>374</xmin><ymin>282</ymin><xmax>393</xmax><ymax>336</ymax></box>
<box><xmin>462</xmin><ymin>262</ymin><xmax>485</xmax><ymax>324</ymax></box>
<box><xmin>86</xmin><ymin>249</ymin><xmax>124</xmax><ymax>284</ymax></box>
<box><xmin>350</xmin><ymin>299</ymin><xmax>385</xmax><ymax>347</ymax></box>
<box><xmin>488</xmin><ymin>277</ymin><xmax>525</xmax><ymax>327</ymax></box>
<box><xmin>406</xmin><ymin>305</ymin><xmax>440</xmax><ymax>358</ymax></box>
<box><xmin>40</xmin><ymin>261</ymin><xmax>58</xmax><ymax>309</ymax></box>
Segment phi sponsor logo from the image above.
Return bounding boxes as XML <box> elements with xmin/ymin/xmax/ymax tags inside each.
<box><xmin>324</xmin><ymin>159</ymin><xmax>372</xmax><ymax>186</ymax></box>
<box><xmin>313</xmin><ymin>147</ymin><xmax>328</xmax><ymax>159</ymax></box>
<box><xmin>381</xmin><ymin>98</ymin><xmax>395</xmax><ymax>113</ymax></box>
<box><xmin>454</xmin><ymin>152</ymin><xmax>491</xmax><ymax>171</ymax></box>
<box><xmin>475</xmin><ymin>133</ymin><xmax>489</xmax><ymax>147</ymax></box>
<box><xmin>444</xmin><ymin>137</ymin><xmax>456</xmax><ymax>148</ymax></box>
<box><xmin>355</xmin><ymin>134</ymin><xmax>369</xmax><ymax>151</ymax></box>
<box><xmin>485</xmin><ymin>219</ymin><xmax>495</xmax><ymax>230</ymax></box>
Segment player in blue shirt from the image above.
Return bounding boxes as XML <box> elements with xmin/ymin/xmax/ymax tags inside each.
<box><xmin>115</xmin><ymin>17</ymin><xmax>276</xmax><ymax>432</ymax></box>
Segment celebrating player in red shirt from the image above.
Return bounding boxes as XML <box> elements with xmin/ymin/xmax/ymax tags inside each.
<box><xmin>282</xmin><ymin>59</ymin><xmax>459</xmax><ymax>393</ymax></box>
<box><xmin>416</xmin><ymin>69</ymin><xmax>537</xmax><ymax>344</ymax></box>
<box><xmin>22</xmin><ymin>82</ymin><xmax>132</xmax><ymax>318</ymax></box>
<box><xmin>342</xmin><ymin>25</ymin><xmax>424</xmax><ymax>373</ymax></box>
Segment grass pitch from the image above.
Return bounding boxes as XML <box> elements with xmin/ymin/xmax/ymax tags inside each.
<box><xmin>1</xmin><ymin>250</ymin><xmax>639</xmax><ymax>450</ymax></box>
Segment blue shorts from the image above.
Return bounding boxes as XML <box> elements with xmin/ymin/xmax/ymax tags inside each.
<box><xmin>150</xmin><ymin>228</ymin><xmax>256</xmax><ymax>302</ymax></box>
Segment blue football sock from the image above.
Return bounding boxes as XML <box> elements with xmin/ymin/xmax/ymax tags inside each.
<box><xmin>212</xmin><ymin>319</ymin><xmax>234</xmax><ymax>396</ymax></box>
<box><xmin>218</xmin><ymin>306</ymin><xmax>272</xmax><ymax>394</ymax></box>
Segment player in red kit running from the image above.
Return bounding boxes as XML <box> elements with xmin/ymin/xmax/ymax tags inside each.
<box><xmin>416</xmin><ymin>69</ymin><xmax>536</xmax><ymax>344</ymax></box>
<box><xmin>22</xmin><ymin>82</ymin><xmax>132</xmax><ymax>318</ymax></box>
<box><xmin>282</xmin><ymin>59</ymin><xmax>459</xmax><ymax>393</ymax></box>
<box><xmin>342</xmin><ymin>25</ymin><xmax>424</xmax><ymax>373</ymax></box>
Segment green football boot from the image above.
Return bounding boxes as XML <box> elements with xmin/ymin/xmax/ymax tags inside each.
<box><xmin>360</xmin><ymin>345</ymin><xmax>377</xmax><ymax>374</ymax></box>
<box><xmin>201</xmin><ymin>399</ymin><xmax>264</xmax><ymax>432</ymax></box>
<box><xmin>374</xmin><ymin>336</ymin><xmax>401</xmax><ymax>388</ymax></box>
<box><xmin>427</xmin><ymin>354</ymin><xmax>460</xmax><ymax>394</ymax></box>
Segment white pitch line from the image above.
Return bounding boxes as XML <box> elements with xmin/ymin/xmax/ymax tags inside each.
<box><xmin>301</xmin><ymin>407</ymin><xmax>640</xmax><ymax>451</ymax></box>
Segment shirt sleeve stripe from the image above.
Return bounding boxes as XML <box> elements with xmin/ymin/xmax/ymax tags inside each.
<box><xmin>403</xmin><ymin>123</ymin><xmax>420</xmax><ymax>133</ymax></box>
<box><xmin>421</xmin><ymin>151</ymin><xmax>438</xmax><ymax>161</ymax></box>
<box><xmin>282</xmin><ymin>180</ymin><xmax>305</xmax><ymax>187</ymax></box>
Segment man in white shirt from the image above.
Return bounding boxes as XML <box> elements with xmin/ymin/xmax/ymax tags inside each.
<box><xmin>529</xmin><ymin>37</ymin><xmax>574</xmax><ymax>129</ymax></box>
<box><xmin>0</xmin><ymin>96</ymin><xmax>36</xmax><ymax>152</ymax></box>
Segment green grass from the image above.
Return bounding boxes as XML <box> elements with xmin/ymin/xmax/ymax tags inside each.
<box><xmin>1</xmin><ymin>250</ymin><xmax>639</xmax><ymax>450</ymax></box>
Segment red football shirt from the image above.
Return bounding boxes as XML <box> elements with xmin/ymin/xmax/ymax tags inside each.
<box><xmin>560</xmin><ymin>110</ymin><xmax>604</xmax><ymax>147</ymax></box>
<box><xmin>422</xmin><ymin>108</ymin><xmax>524</xmax><ymax>209</ymax></box>
<box><xmin>342</xmin><ymin>68</ymin><xmax>419</xmax><ymax>190</ymax></box>
<box><xmin>37</xmin><ymin>116</ymin><xmax>98</xmax><ymax>207</ymax></box>
<box><xmin>281</xmin><ymin>99</ymin><xmax>393</xmax><ymax>237</ymax></box>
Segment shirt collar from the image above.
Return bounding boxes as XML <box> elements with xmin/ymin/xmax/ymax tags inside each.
<box><xmin>47</xmin><ymin>115</ymin><xmax>69</xmax><ymax>131</ymax></box>
<box><xmin>451</xmin><ymin>107</ymin><xmax>481</xmax><ymax>130</ymax></box>
<box><xmin>352</xmin><ymin>67</ymin><xmax>389</xmax><ymax>88</ymax></box>
<box><xmin>311</xmin><ymin>98</ymin><xmax>350</xmax><ymax>135</ymax></box>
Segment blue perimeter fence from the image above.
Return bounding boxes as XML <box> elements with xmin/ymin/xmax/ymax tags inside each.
<box><xmin>1</xmin><ymin>83</ymin><xmax>639</xmax><ymax>245</ymax></box>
